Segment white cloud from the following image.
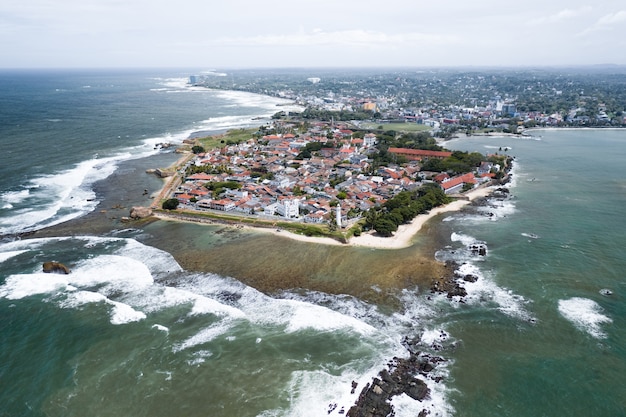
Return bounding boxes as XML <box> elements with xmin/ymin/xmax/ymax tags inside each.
<box><xmin>577</xmin><ymin>9</ymin><xmax>626</xmax><ymax>37</ymax></box>
<box><xmin>529</xmin><ymin>6</ymin><xmax>593</xmax><ymax>25</ymax></box>
<box><xmin>1</xmin><ymin>0</ymin><xmax>626</xmax><ymax>67</ymax></box>
<box><xmin>596</xmin><ymin>9</ymin><xmax>626</xmax><ymax>25</ymax></box>
<box><xmin>208</xmin><ymin>29</ymin><xmax>462</xmax><ymax>48</ymax></box>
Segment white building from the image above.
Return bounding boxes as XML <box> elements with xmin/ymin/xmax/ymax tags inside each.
<box><xmin>276</xmin><ymin>198</ymin><xmax>300</xmax><ymax>218</ymax></box>
<box><xmin>363</xmin><ymin>133</ymin><xmax>378</xmax><ymax>148</ymax></box>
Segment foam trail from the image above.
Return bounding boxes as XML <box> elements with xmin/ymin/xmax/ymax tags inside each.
<box><xmin>61</xmin><ymin>290</ymin><xmax>146</xmax><ymax>325</ymax></box>
<box><xmin>0</xmin><ymin>250</ymin><xmax>28</xmax><ymax>263</ymax></box>
<box><xmin>239</xmin><ymin>288</ymin><xmax>376</xmax><ymax>335</ymax></box>
<box><xmin>174</xmin><ymin>318</ymin><xmax>238</xmax><ymax>352</ymax></box>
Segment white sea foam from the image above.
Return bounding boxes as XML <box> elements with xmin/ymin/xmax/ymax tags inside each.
<box><xmin>521</xmin><ymin>232</ymin><xmax>540</xmax><ymax>239</ymax></box>
<box><xmin>1</xmin><ymin>235</ymin><xmax>456</xmax><ymax>417</ymax></box>
<box><xmin>280</xmin><ymin>368</ymin><xmax>375</xmax><ymax>417</ymax></box>
<box><xmin>0</xmin><ymin>154</ymin><xmax>124</xmax><ymax>234</ymax></box>
<box><xmin>60</xmin><ymin>290</ymin><xmax>146</xmax><ymax>325</ymax></box>
<box><xmin>189</xmin><ymin>293</ymin><xmax>247</xmax><ymax>318</ymax></box>
<box><xmin>239</xmin><ymin>288</ymin><xmax>376</xmax><ymax>335</ymax></box>
<box><xmin>116</xmin><ymin>238</ymin><xmax>183</xmax><ymax>277</ymax></box>
<box><xmin>0</xmin><ymin>250</ymin><xmax>28</xmax><ymax>263</ymax></box>
<box><xmin>437</xmin><ymin>233</ymin><xmax>488</xmax><ymax>264</ymax></box>
<box><xmin>69</xmin><ymin>255</ymin><xmax>154</xmax><ymax>294</ymax></box>
<box><xmin>152</xmin><ymin>324</ymin><xmax>169</xmax><ymax>333</ymax></box>
<box><xmin>108</xmin><ymin>299</ymin><xmax>146</xmax><ymax>324</ymax></box>
<box><xmin>558</xmin><ymin>297</ymin><xmax>612</xmax><ymax>339</ymax></box>
<box><xmin>174</xmin><ymin>318</ymin><xmax>238</xmax><ymax>352</ymax></box>
<box><xmin>1</xmin><ymin>189</ymin><xmax>30</xmax><ymax>204</ymax></box>
<box><xmin>392</xmin><ymin>386</ymin><xmax>454</xmax><ymax>417</ymax></box>
<box><xmin>215</xmin><ymin>89</ymin><xmax>302</xmax><ymax>112</ymax></box>
<box><xmin>0</xmin><ymin>273</ymin><xmax>69</xmax><ymax>300</ymax></box>
<box><xmin>0</xmin><ymin>237</ymin><xmax>176</xmax><ymax>326</ymax></box>
<box><xmin>453</xmin><ymin>262</ymin><xmax>534</xmax><ymax>322</ymax></box>
<box><xmin>451</xmin><ymin>232</ymin><xmax>479</xmax><ymax>247</ymax></box>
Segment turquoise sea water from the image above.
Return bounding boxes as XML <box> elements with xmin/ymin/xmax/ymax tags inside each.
<box><xmin>438</xmin><ymin>130</ymin><xmax>626</xmax><ymax>415</ymax></box>
<box><xmin>0</xmin><ymin>70</ymin><xmax>625</xmax><ymax>416</ymax></box>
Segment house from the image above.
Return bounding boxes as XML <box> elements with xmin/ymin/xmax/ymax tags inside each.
<box><xmin>276</xmin><ymin>198</ymin><xmax>300</xmax><ymax>218</ymax></box>
<box><xmin>210</xmin><ymin>199</ymin><xmax>236</xmax><ymax>211</ymax></box>
<box><xmin>303</xmin><ymin>211</ymin><xmax>326</xmax><ymax>224</ymax></box>
<box><xmin>439</xmin><ymin>173</ymin><xmax>477</xmax><ymax>194</ymax></box>
<box><xmin>363</xmin><ymin>133</ymin><xmax>378</xmax><ymax>147</ymax></box>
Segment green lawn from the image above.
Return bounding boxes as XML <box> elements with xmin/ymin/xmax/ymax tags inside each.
<box><xmin>197</xmin><ymin>127</ymin><xmax>259</xmax><ymax>150</ymax></box>
<box><xmin>359</xmin><ymin>122</ymin><xmax>432</xmax><ymax>132</ymax></box>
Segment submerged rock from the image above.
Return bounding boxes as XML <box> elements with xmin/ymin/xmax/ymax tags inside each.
<box><xmin>599</xmin><ymin>288</ymin><xmax>613</xmax><ymax>296</ymax></box>
<box><xmin>42</xmin><ymin>261</ymin><xmax>71</xmax><ymax>274</ymax></box>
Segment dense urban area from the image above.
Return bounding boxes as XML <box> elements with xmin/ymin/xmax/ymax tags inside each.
<box><xmin>156</xmin><ymin>67</ymin><xmax>625</xmax><ymax>238</ymax></box>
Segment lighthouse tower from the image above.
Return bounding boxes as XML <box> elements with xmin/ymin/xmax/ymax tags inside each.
<box><xmin>335</xmin><ymin>204</ymin><xmax>342</xmax><ymax>228</ymax></box>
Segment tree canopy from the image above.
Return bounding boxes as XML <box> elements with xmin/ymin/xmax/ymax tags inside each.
<box><xmin>364</xmin><ymin>183</ymin><xmax>451</xmax><ymax>236</ymax></box>
<box><xmin>162</xmin><ymin>198</ymin><xmax>179</xmax><ymax>210</ymax></box>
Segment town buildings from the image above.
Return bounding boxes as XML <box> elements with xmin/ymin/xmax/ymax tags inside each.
<box><xmin>167</xmin><ymin>120</ymin><xmax>498</xmax><ymax>226</ymax></box>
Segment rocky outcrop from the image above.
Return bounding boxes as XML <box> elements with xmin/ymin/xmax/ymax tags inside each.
<box><xmin>346</xmin><ymin>338</ymin><xmax>439</xmax><ymax>417</ymax></box>
<box><xmin>129</xmin><ymin>206</ymin><xmax>153</xmax><ymax>219</ymax></box>
<box><xmin>462</xmin><ymin>273</ymin><xmax>479</xmax><ymax>283</ymax></box>
<box><xmin>154</xmin><ymin>168</ymin><xmax>174</xmax><ymax>178</ymax></box>
<box><xmin>469</xmin><ymin>243</ymin><xmax>487</xmax><ymax>256</ymax></box>
<box><xmin>42</xmin><ymin>261</ymin><xmax>71</xmax><ymax>274</ymax></box>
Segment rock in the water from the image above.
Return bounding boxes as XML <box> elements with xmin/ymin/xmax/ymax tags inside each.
<box><xmin>463</xmin><ymin>274</ymin><xmax>479</xmax><ymax>283</ymax></box>
<box><xmin>42</xmin><ymin>261</ymin><xmax>71</xmax><ymax>274</ymax></box>
<box><xmin>469</xmin><ymin>243</ymin><xmax>487</xmax><ymax>256</ymax></box>
<box><xmin>129</xmin><ymin>206</ymin><xmax>153</xmax><ymax>219</ymax></box>
<box><xmin>599</xmin><ymin>288</ymin><xmax>613</xmax><ymax>296</ymax></box>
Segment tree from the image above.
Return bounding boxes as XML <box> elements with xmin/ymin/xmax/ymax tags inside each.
<box><xmin>374</xmin><ymin>218</ymin><xmax>398</xmax><ymax>237</ymax></box>
<box><xmin>162</xmin><ymin>198</ymin><xmax>179</xmax><ymax>210</ymax></box>
<box><xmin>191</xmin><ymin>145</ymin><xmax>205</xmax><ymax>154</ymax></box>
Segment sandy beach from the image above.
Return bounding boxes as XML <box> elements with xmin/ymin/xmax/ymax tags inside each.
<box><xmin>346</xmin><ymin>185</ymin><xmax>494</xmax><ymax>249</ymax></box>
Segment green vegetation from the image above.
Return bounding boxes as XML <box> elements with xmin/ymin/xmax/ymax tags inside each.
<box><xmin>196</xmin><ymin>128</ymin><xmax>258</xmax><ymax>150</ymax></box>
<box><xmin>421</xmin><ymin>150</ymin><xmax>485</xmax><ymax>175</ymax></box>
<box><xmin>364</xmin><ymin>183</ymin><xmax>451</xmax><ymax>237</ymax></box>
<box><xmin>360</xmin><ymin>122</ymin><xmax>431</xmax><ymax>133</ymax></box>
<box><xmin>206</xmin><ymin>181</ymin><xmax>242</xmax><ymax>198</ymax></box>
<box><xmin>295</xmin><ymin>141</ymin><xmax>325</xmax><ymax>159</ymax></box>
<box><xmin>191</xmin><ymin>145</ymin><xmax>205</xmax><ymax>154</ymax></box>
<box><xmin>154</xmin><ymin>208</ymin><xmax>347</xmax><ymax>243</ymax></box>
<box><xmin>162</xmin><ymin>198</ymin><xmax>180</xmax><ymax>210</ymax></box>
<box><xmin>185</xmin><ymin>164</ymin><xmax>233</xmax><ymax>176</ymax></box>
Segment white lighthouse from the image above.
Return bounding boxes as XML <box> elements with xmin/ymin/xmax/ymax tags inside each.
<box><xmin>335</xmin><ymin>204</ymin><xmax>342</xmax><ymax>228</ymax></box>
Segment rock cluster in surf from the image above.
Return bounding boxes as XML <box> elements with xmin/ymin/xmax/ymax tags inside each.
<box><xmin>346</xmin><ymin>336</ymin><xmax>444</xmax><ymax>417</ymax></box>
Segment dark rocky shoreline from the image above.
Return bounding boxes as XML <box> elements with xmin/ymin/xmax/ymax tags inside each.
<box><xmin>343</xmin><ymin>334</ymin><xmax>447</xmax><ymax>417</ymax></box>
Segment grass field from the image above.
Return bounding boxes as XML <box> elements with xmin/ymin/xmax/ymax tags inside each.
<box><xmin>359</xmin><ymin>122</ymin><xmax>432</xmax><ymax>132</ymax></box>
<box><xmin>197</xmin><ymin>127</ymin><xmax>258</xmax><ymax>150</ymax></box>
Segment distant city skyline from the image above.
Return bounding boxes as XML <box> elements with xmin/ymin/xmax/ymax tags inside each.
<box><xmin>2</xmin><ymin>0</ymin><xmax>625</xmax><ymax>69</ymax></box>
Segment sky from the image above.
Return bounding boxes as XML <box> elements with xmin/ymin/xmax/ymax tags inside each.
<box><xmin>2</xmin><ymin>0</ymin><xmax>626</xmax><ymax>69</ymax></box>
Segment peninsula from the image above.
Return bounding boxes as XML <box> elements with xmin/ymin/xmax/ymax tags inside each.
<box><xmin>145</xmin><ymin>117</ymin><xmax>512</xmax><ymax>249</ymax></box>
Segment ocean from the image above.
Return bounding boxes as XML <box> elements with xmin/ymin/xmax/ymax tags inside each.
<box><xmin>0</xmin><ymin>70</ymin><xmax>625</xmax><ymax>417</ymax></box>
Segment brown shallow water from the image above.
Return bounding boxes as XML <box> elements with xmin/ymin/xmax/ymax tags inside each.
<box><xmin>140</xmin><ymin>219</ymin><xmax>450</xmax><ymax>305</ymax></box>
<box><xmin>31</xmin><ymin>152</ymin><xmax>452</xmax><ymax>306</ymax></box>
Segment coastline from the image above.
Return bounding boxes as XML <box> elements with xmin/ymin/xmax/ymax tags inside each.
<box><xmin>152</xmin><ymin>185</ymin><xmax>496</xmax><ymax>250</ymax></box>
<box><xmin>347</xmin><ymin>185</ymin><xmax>494</xmax><ymax>249</ymax></box>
